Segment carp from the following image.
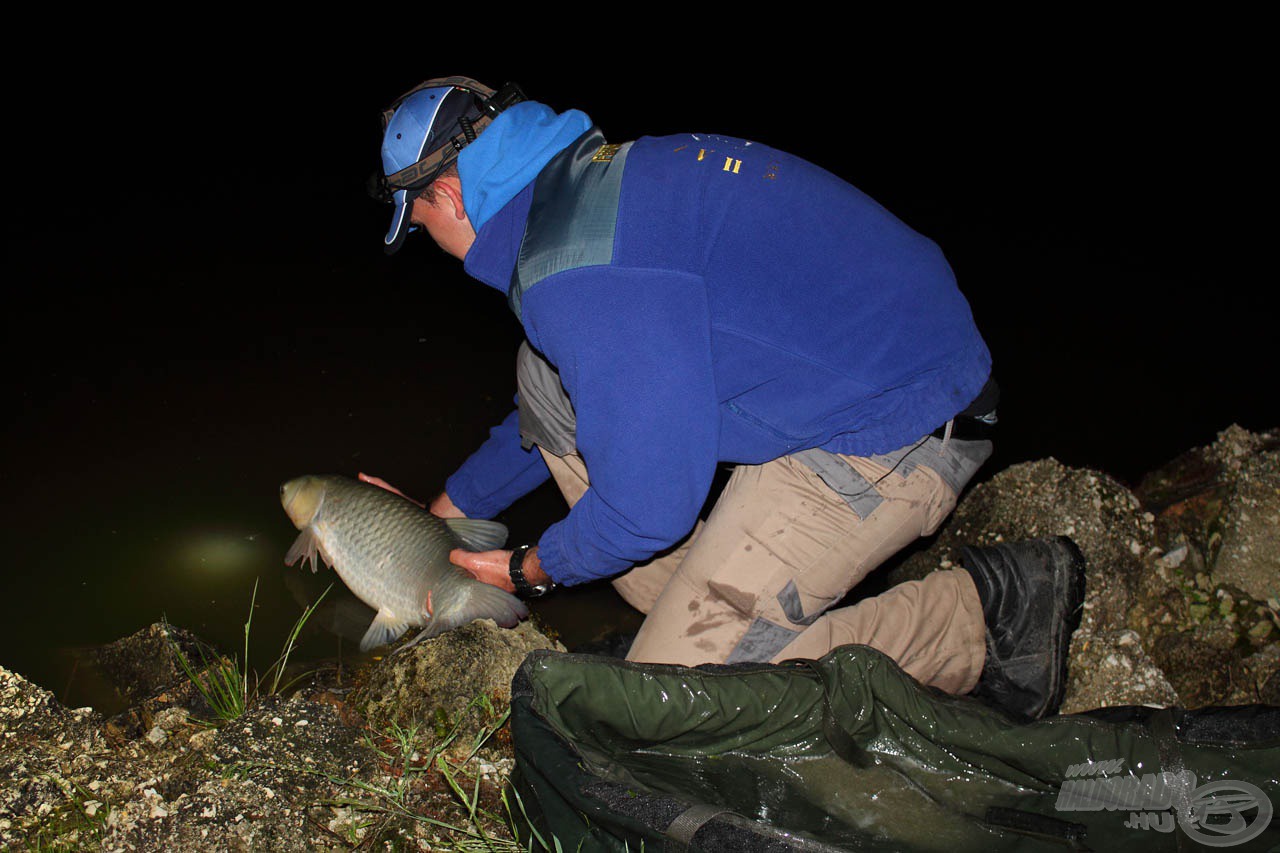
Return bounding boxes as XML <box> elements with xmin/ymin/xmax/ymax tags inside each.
<box><xmin>280</xmin><ymin>474</ymin><xmax>527</xmax><ymax>653</ymax></box>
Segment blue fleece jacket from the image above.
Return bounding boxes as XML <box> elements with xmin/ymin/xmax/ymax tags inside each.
<box><xmin>445</xmin><ymin>111</ymin><xmax>991</xmax><ymax>587</ymax></box>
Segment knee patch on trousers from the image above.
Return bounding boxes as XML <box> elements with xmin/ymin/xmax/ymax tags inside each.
<box><xmin>725</xmin><ymin>618</ymin><xmax>802</xmax><ymax>664</ymax></box>
<box><xmin>708</xmin><ymin>575</ymin><xmax>818</xmax><ymax>664</ymax></box>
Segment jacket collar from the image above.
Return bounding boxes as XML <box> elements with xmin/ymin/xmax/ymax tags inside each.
<box><xmin>462</xmin><ymin>182</ymin><xmax>535</xmax><ymax>294</ymax></box>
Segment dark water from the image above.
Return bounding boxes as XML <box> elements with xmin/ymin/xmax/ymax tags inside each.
<box><xmin>7</xmin><ymin>42</ymin><xmax>1272</xmax><ymax>712</ymax></box>
<box><xmin>5</xmin><ymin>273</ymin><xmax>646</xmax><ymax>712</ymax></box>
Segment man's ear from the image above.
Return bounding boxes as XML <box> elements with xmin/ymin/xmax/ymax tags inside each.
<box><xmin>434</xmin><ymin>175</ymin><xmax>468</xmax><ymax>221</ymax></box>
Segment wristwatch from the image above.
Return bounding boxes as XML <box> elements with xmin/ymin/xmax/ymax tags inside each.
<box><xmin>509</xmin><ymin>544</ymin><xmax>556</xmax><ymax>599</ymax></box>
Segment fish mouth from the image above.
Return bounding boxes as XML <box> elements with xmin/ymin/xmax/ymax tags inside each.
<box><xmin>280</xmin><ymin>476</ymin><xmax>324</xmax><ymax>528</ymax></box>
<box><xmin>280</xmin><ymin>480</ymin><xmax>300</xmax><ymax>510</ymax></box>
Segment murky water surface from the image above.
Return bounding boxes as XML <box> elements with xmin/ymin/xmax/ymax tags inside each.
<box><xmin>5</xmin><ymin>301</ymin><xmax>641</xmax><ymax>714</ymax></box>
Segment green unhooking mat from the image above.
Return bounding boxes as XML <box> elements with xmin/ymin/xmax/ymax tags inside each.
<box><xmin>509</xmin><ymin>647</ymin><xmax>1280</xmax><ymax>852</ymax></box>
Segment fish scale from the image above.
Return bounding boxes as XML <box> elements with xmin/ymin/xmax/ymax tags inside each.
<box><xmin>280</xmin><ymin>474</ymin><xmax>528</xmax><ymax>652</ymax></box>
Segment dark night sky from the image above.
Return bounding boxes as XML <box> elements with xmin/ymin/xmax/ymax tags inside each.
<box><xmin>14</xmin><ymin>32</ymin><xmax>1270</xmax><ymax>473</ymax></box>
<box><xmin>4</xmin><ymin>26</ymin><xmax>1273</xmax><ymax>695</ymax></box>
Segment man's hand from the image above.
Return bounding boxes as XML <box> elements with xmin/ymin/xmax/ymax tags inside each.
<box><xmin>358</xmin><ymin>472</ymin><xmax>465</xmax><ymax>518</ymax></box>
<box><xmin>451</xmin><ymin>546</ymin><xmax>549</xmax><ymax>594</ymax></box>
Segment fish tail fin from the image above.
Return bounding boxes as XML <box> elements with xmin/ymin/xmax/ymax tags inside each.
<box><xmin>393</xmin><ymin>584</ymin><xmax>528</xmax><ymax>655</ymax></box>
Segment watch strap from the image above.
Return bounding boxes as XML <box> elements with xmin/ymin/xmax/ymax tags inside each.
<box><xmin>509</xmin><ymin>544</ymin><xmax>555</xmax><ymax>599</ymax></box>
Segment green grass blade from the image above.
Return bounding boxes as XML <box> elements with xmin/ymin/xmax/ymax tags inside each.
<box><xmin>267</xmin><ymin>583</ymin><xmax>331</xmax><ymax>694</ymax></box>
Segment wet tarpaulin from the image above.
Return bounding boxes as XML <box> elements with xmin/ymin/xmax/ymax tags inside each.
<box><xmin>509</xmin><ymin>647</ymin><xmax>1280</xmax><ymax>852</ymax></box>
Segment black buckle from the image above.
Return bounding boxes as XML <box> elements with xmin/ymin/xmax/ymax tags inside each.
<box><xmin>483</xmin><ymin>82</ymin><xmax>526</xmax><ymax>117</ymax></box>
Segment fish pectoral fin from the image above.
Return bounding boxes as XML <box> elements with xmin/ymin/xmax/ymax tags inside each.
<box><xmin>443</xmin><ymin>518</ymin><xmax>509</xmax><ymax>552</ymax></box>
<box><xmin>284</xmin><ymin>528</ymin><xmax>334</xmax><ymax>573</ymax></box>
<box><xmin>285</xmin><ymin>529</ymin><xmax>317</xmax><ymax>572</ymax></box>
<box><xmin>359</xmin><ymin>607</ymin><xmax>410</xmax><ymax>653</ymax></box>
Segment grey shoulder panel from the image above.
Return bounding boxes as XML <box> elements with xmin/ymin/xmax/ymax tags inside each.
<box><xmin>508</xmin><ymin>129</ymin><xmax>632</xmax><ymax>319</ymax></box>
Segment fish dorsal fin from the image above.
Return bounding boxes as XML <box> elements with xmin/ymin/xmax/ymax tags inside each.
<box><xmin>444</xmin><ymin>518</ymin><xmax>509</xmax><ymax>552</ymax></box>
<box><xmin>360</xmin><ymin>607</ymin><xmax>410</xmax><ymax>653</ymax></box>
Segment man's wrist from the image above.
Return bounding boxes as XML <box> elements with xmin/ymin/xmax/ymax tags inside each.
<box><xmin>508</xmin><ymin>545</ymin><xmax>556</xmax><ymax>598</ymax></box>
<box><xmin>429</xmin><ymin>490</ymin><xmax>467</xmax><ymax>519</ymax></box>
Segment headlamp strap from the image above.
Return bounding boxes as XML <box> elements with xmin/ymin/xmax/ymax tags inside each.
<box><xmin>380</xmin><ymin>77</ymin><xmax>526</xmax><ymax>194</ymax></box>
<box><xmin>384</xmin><ymin>112</ymin><xmax>495</xmax><ymax>191</ymax></box>
<box><xmin>381</xmin><ymin>76</ymin><xmax>497</xmax><ymax>128</ymax></box>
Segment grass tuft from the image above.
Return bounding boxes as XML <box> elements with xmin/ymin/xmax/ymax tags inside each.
<box><xmin>168</xmin><ymin>579</ymin><xmax>331</xmax><ymax>722</ymax></box>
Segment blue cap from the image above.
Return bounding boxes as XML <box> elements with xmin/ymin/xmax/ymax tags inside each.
<box><xmin>380</xmin><ymin>85</ymin><xmax>468</xmax><ymax>253</ymax></box>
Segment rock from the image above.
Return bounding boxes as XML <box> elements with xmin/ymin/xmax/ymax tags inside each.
<box><xmin>2</xmin><ymin>664</ymin><xmax>97</xmax><ymax>746</ymax></box>
<box><xmin>91</xmin><ymin>622</ymin><xmax>206</xmax><ymax>706</ymax></box>
<box><xmin>97</xmin><ymin>623</ymin><xmax>233</xmax><ymax>743</ymax></box>
<box><xmin>1129</xmin><ymin>426</ymin><xmax>1280</xmax><ymax>705</ymax></box>
<box><xmin>1147</xmin><ymin>630</ymin><xmax>1235</xmax><ymax>707</ymax></box>
<box><xmin>1262</xmin><ymin>667</ymin><xmax>1280</xmax><ymax>706</ymax></box>
<box><xmin>353</xmin><ymin>619</ymin><xmax>564</xmax><ymax>751</ymax></box>
<box><xmin>1211</xmin><ymin>447</ymin><xmax>1280</xmax><ymax>604</ymax></box>
<box><xmin>1059</xmin><ymin>630</ymin><xmax>1179</xmax><ymax>713</ymax></box>
<box><xmin>891</xmin><ymin>458</ymin><xmax>1155</xmax><ymax>640</ymax></box>
<box><xmin>1137</xmin><ymin>424</ymin><xmax>1280</xmax><ymax>603</ymax></box>
<box><xmin>0</xmin><ymin>665</ymin><xmax>107</xmax><ymax>849</ymax></box>
<box><xmin>1235</xmin><ymin>643</ymin><xmax>1280</xmax><ymax>707</ymax></box>
<box><xmin>1</xmin><ymin>653</ymin><xmax>380</xmax><ymax>850</ymax></box>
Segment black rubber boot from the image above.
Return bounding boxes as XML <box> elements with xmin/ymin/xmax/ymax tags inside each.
<box><xmin>960</xmin><ymin>536</ymin><xmax>1088</xmax><ymax>721</ymax></box>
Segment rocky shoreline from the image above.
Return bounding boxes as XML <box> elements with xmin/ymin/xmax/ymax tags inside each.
<box><xmin>3</xmin><ymin>425</ymin><xmax>1276</xmax><ymax>850</ymax></box>
<box><xmin>892</xmin><ymin>423</ymin><xmax>1280</xmax><ymax>711</ymax></box>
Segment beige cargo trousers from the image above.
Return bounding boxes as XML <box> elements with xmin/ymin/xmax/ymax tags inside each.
<box><xmin>518</xmin><ymin>344</ymin><xmax>991</xmax><ymax>695</ymax></box>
